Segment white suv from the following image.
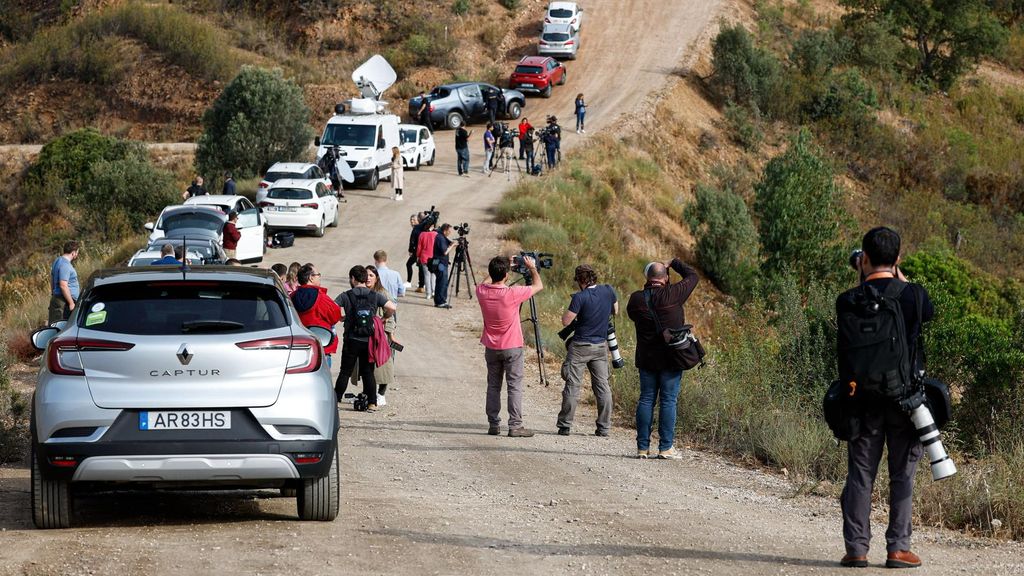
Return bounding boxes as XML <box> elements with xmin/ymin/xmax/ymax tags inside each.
<box><xmin>258</xmin><ymin>163</ymin><xmax>332</xmax><ymax>203</ymax></box>
<box><xmin>258</xmin><ymin>179</ymin><xmax>340</xmax><ymax>237</ymax></box>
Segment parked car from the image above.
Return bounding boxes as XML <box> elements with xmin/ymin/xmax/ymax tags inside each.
<box><xmin>184</xmin><ymin>194</ymin><xmax>257</xmax><ymax>215</ymax></box>
<box><xmin>398</xmin><ymin>124</ymin><xmax>436</xmax><ymax>170</ymax></box>
<box><xmin>544</xmin><ymin>1</ymin><xmax>583</xmax><ymax>32</ymax></box>
<box><xmin>146</xmin><ymin>236</ymin><xmax>228</xmax><ymax>266</ymax></box>
<box><xmin>258</xmin><ymin>163</ymin><xmax>332</xmax><ymax>202</ymax></box>
<box><xmin>257</xmin><ymin>179</ymin><xmax>339</xmax><ymax>238</ymax></box>
<box><xmin>314</xmin><ymin>100</ymin><xmax>400</xmax><ymax>191</ymax></box>
<box><xmin>145</xmin><ymin>205</ymin><xmax>265</xmax><ymax>263</ymax></box>
<box><xmin>408</xmin><ymin>83</ymin><xmax>526</xmax><ymax>130</ymax></box>
<box><xmin>508</xmin><ymin>56</ymin><xmax>568</xmax><ymax>98</ymax></box>
<box><xmin>127</xmin><ymin>248</ymin><xmax>205</xmax><ymax>267</ymax></box>
<box><xmin>28</xmin><ymin>267</ymin><xmax>340</xmax><ymax>528</ymax></box>
<box><xmin>538</xmin><ymin>23</ymin><xmax>580</xmax><ymax>60</ymax></box>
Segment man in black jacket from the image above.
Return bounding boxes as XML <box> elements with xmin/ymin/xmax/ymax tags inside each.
<box><xmin>407</xmin><ymin>213</ymin><xmax>425</xmax><ymax>292</ymax></box>
<box><xmin>626</xmin><ymin>258</ymin><xmax>699</xmax><ymax>460</ymax></box>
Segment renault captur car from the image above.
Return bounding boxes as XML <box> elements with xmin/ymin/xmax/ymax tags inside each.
<box><xmin>29</xmin><ymin>267</ymin><xmax>340</xmax><ymax>528</ymax></box>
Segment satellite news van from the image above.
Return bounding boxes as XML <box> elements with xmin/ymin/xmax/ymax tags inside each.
<box><xmin>315</xmin><ymin>55</ymin><xmax>401</xmax><ymax>190</ymax></box>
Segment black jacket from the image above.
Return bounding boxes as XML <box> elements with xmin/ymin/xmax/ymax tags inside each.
<box><xmin>626</xmin><ymin>259</ymin><xmax>699</xmax><ymax>371</ymax></box>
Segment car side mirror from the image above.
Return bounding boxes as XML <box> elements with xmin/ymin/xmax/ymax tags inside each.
<box><xmin>31</xmin><ymin>326</ymin><xmax>61</xmax><ymax>351</ymax></box>
<box><xmin>144</xmin><ymin>222</ymin><xmax>155</xmax><ymax>231</ymax></box>
<box><xmin>308</xmin><ymin>326</ymin><xmax>335</xmax><ymax>349</ymax></box>
<box><xmin>314</xmin><ymin>136</ymin><xmax>321</xmax><ymax>147</ymax></box>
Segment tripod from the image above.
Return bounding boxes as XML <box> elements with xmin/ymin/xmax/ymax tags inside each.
<box><xmin>489</xmin><ymin>146</ymin><xmax>522</xmax><ymax>181</ymax></box>
<box><xmin>447</xmin><ymin>236</ymin><xmax>478</xmax><ymax>300</ymax></box>
<box><xmin>523</xmin><ymin>295</ymin><xmax>548</xmax><ymax>386</ymax></box>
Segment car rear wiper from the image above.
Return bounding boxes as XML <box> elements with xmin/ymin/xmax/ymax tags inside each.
<box><xmin>181</xmin><ymin>320</ymin><xmax>245</xmax><ymax>333</ymax></box>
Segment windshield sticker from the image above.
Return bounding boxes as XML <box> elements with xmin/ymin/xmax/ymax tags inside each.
<box><xmin>85</xmin><ymin>311</ymin><xmax>107</xmax><ymax>326</ymax></box>
<box><xmin>91</xmin><ymin>302</ymin><xmax>105</xmax><ymax>313</ymax></box>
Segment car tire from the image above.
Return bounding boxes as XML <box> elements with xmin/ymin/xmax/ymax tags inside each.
<box><xmin>296</xmin><ymin>444</ymin><xmax>339</xmax><ymax>521</ymax></box>
<box><xmin>507</xmin><ymin>101</ymin><xmax>522</xmax><ymax>120</ymax></box>
<box><xmin>446</xmin><ymin>111</ymin><xmax>464</xmax><ymax>130</ymax></box>
<box><xmin>314</xmin><ymin>216</ymin><xmax>325</xmax><ymax>238</ymax></box>
<box><xmin>558</xmin><ymin>70</ymin><xmax>567</xmax><ymax>85</ymax></box>
<box><xmin>329</xmin><ymin>205</ymin><xmax>339</xmax><ymax>227</ymax></box>
<box><xmin>280</xmin><ymin>487</ymin><xmax>297</xmax><ymax>498</ymax></box>
<box><xmin>427</xmin><ymin>150</ymin><xmax>435</xmax><ymax>166</ymax></box>
<box><xmin>31</xmin><ymin>447</ymin><xmax>73</xmax><ymax>529</ymax></box>
<box><xmin>412</xmin><ymin>155</ymin><xmax>420</xmax><ymax>171</ymax></box>
<box><xmin>542</xmin><ymin>84</ymin><xmax>552</xmax><ymax>98</ymax></box>
<box><xmin>366</xmin><ymin>168</ymin><xmax>379</xmax><ymax>190</ymax></box>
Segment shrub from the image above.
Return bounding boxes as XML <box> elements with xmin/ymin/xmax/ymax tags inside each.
<box><xmin>723</xmin><ymin>102</ymin><xmax>764</xmax><ymax>150</ymax></box>
<box><xmin>0</xmin><ymin>354</ymin><xmax>29</xmax><ymax>464</ymax></box>
<box><xmin>195</xmin><ymin>66</ymin><xmax>313</xmax><ymax>179</ymax></box>
<box><xmin>81</xmin><ymin>159</ymin><xmax>180</xmax><ymax>240</ymax></box>
<box><xmin>710</xmin><ymin>24</ymin><xmax>783</xmax><ymax>115</ymax></box>
<box><xmin>452</xmin><ymin>0</ymin><xmax>471</xmax><ymax>15</ymax></box>
<box><xmin>500</xmin><ymin>0</ymin><xmax>521</xmax><ymax>9</ymax></box>
<box><xmin>804</xmin><ymin>68</ymin><xmax>878</xmax><ymax>122</ymax></box>
<box><xmin>684</xmin><ymin>183</ymin><xmax>760</xmax><ymax>300</ymax></box>
<box><xmin>789</xmin><ymin>28</ymin><xmax>849</xmax><ymax>77</ymax></box>
<box><xmin>753</xmin><ymin>130</ymin><xmax>853</xmax><ymax>288</ymax></box>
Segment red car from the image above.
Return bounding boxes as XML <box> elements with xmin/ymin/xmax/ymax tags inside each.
<box><xmin>508</xmin><ymin>56</ymin><xmax>566</xmax><ymax>98</ymax></box>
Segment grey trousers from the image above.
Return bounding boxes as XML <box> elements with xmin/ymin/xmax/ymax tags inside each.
<box><xmin>484</xmin><ymin>347</ymin><xmax>525</xmax><ymax>429</ymax></box>
<box><xmin>557</xmin><ymin>340</ymin><xmax>612</xmax><ymax>432</ymax></box>
<box><xmin>48</xmin><ymin>294</ymin><xmax>70</xmax><ymax>324</ymax></box>
<box><xmin>841</xmin><ymin>401</ymin><xmax>923</xmax><ymax>556</ymax></box>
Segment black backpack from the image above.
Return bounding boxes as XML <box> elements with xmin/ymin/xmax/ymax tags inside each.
<box><xmin>837</xmin><ymin>280</ymin><xmax>913</xmax><ymax>401</ymax></box>
<box><xmin>347</xmin><ymin>290</ymin><xmax>377</xmax><ymax>338</ymax></box>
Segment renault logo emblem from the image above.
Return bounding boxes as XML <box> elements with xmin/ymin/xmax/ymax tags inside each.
<box><xmin>177</xmin><ymin>344</ymin><xmax>193</xmax><ymax>366</ymax></box>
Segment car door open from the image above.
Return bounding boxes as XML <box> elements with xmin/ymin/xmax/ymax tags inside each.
<box><xmin>236</xmin><ymin>207</ymin><xmax>265</xmax><ymax>263</ymax></box>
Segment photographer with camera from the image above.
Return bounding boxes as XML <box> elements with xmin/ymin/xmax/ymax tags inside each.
<box><xmin>432</xmin><ymin>223</ymin><xmax>457</xmax><ymax>308</ymax></box>
<box><xmin>835</xmin><ymin>227</ymin><xmax>934</xmax><ymax>569</ymax></box>
<box><xmin>626</xmin><ymin>258</ymin><xmax>699</xmax><ymax>460</ymax></box>
<box><xmin>541</xmin><ymin>116</ymin><xmax>561</xmax><ymax>169</ymax></box>
<box><xmin>476</xmin><ymin>255</ymin><xmax>544</xmax><ymax>437</ymax></box>
<box><xmin>556</xmin><ymin>265</ymin><xmax>618</xmax><ymax>437</ymax></box>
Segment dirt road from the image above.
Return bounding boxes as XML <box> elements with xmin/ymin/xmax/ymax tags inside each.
<box><xmin>2</xmin><ymin>1</ymin><xmax>1023</xmax><ymax>574</ymax></box>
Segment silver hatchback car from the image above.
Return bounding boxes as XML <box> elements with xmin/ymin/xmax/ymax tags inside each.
<box><xmin>30</xmin><ymin>267</ymin><xmax>339</xmax><ymax>528</ymax></box>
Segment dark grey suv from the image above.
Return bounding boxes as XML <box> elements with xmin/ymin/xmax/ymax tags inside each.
<box><xmin>408</xmin><ymin>82</ymin><xmax>526</xmax><ymax>129</ymax></box>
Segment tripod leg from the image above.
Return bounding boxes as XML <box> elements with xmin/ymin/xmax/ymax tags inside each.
<box><xmin>528</xmin><ymin>297</ymin><xmax>548</xmax><ymax>387</ymax></box>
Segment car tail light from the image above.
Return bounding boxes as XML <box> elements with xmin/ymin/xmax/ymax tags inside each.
<box><xmin>571</xmin><ymin>17</ymin><xmax>577</xmax><ymax>25</ymax></box>
<box><xmin>544</xmin><ymin>16</ymin><xmax>551</xmax><ymax>23</ymax></box>
<box><xmin>429</xmin><ymin>104</ymin><xmax>435</xmax><ymax>112</ymax></box>
<box><xmin>539</xmin><ymin>40</ymin><xmax>548</xmax><ymax>45</ymax></box>
<box><xmin>565</xmin><ymin>40</ymin><xmax>574</xmax><ymax>45</ymax></box>
<box><xmin>48</xmin><ymin>337</ymin><xmax>135</xmax><ymax>376</ymax></box>
<box><xmin>49</xmin><ymin>456</ymin><xmax>78</xmax><ymax>468</ymax></box>
<box><xmin>259</xmin><ymin>182</ymin><xmax>269</xmax><ymax>189</ymax></box>
<box><xmin>293</xmin><ymin>453</ymin><xmax>322</xmax><ymax>464</ymax></box>
<box><xmin>236</xmin><ymin>335</ymin><xmax>322</xmax><ymax>374</ymax></box>
<box><xmin>258</xmin><ymin>202</ymin><xmax>274</xmax><ymax>209</ymax></box>
<box><xmin>301</xmin><ymin>203</ymin><xmax>319</xmax><ymax>209</ymax></box>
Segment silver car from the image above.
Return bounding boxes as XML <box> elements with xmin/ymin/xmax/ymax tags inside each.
<box><xmin>539</xmin><ymin>23</ymin><xmax>580</xmax><ymax>60</ymax></box>
<box><xmin>29</xmin><ymin>267</ymin><xmax>339</xmax><ymax>528</ymax></box>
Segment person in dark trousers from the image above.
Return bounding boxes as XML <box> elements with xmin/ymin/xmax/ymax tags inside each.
<box><xmin>543</xmin><ymin>116</ymin><xmax>561</xmax><ymax>169</ymax></box>
<box><xmin>417</xmin><ymin>92</ymin><xmax>432</xmax><ymax>133</ymax></box>
<box><xmin>522</xmin><ymin>126</ymin><xmax>537</xmax><ymax>175</ymax></box>
<box><xmin>222</xmin><ymin>172</ymin><xmax>236</xmax><ymax>195</ymax></box>
<box><xmin>183</xmin><ymin>175</ymin><xmax>207</xmax><ymax>200</ymax></box>
<box><xmin>320</xmin><ymin>146</ymin><xmax>347</xmax><ymax>200</ymax></box>
<box><xmin>291</xmin><ymin>264</ymin><xmax>342</xmax><ymax>367</ymax></box>
<box><xmin>574</xmin><ymin>93</ymin><xmax>587</xmax><ymax>133</ymax></box>
<box><xmin>557</xmin><ymin>264</ymin><xmax>618</xmax><ymax>437</ymax></box>
<box><xmin>626</xmin><ymin>257</ymin><xmax>699</xmax><ymax>460</ymax></box>
<box><xmin>517</xmin><ymin>117</ymin><xmax>533</xmax><ymax>159</ymax></box>
<box><xmin>222</xmin><ymin>211</ymin><xmax>241</xmax><ymax>259</ymax></box>
<box><xmin>485</xmin><ymin>87</ymin><xmax>500</xmax><ymax>124</ymax></box>
<box><xmin>334</xmin><ymin>265</ymin><xmax>397</xmax><ymax>410</ymax></box>
<box><xmin>48</xmin><ymin>240</ymin><xmax>80</xmax><ymax>323</ymax></box>
<box><xmin>432</xmin><ymin>223</ymin><xmax>456</xmax><ymax>308</ymax></box>
<box><xmin>836</xmin><ymin>227</ymin><xmax>933</xmax><ymax>570</ymax></box>
<box><xmin>455</xmin><ymin>125</ymin><xmax>472</xmax><ymax>177</ymax></box>
<box><xmin>406</xmin><ymin>213</ymin><xmax>426</xmax><ymax>290</ymax></box>
<box><xmin>483</xmin><ymin>123</ymin><xmax>496</xmax><ymax>175</ymax></box>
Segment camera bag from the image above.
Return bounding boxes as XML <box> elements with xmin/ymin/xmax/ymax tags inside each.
<box><xmin>643</xmin><ymin>289</ymin><xmax>705</xmax><ymax>370</ymax></box>
<box><xmin>273</xmin><ymin>231</ymin><xmax>295</xmax><ymax>248</ymax></box>
<box><xmin>823</xmin><ymin>379</ymin><xmax>861</xmax><ymax>441</ymax></box>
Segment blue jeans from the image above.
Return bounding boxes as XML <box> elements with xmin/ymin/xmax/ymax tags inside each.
<box><xmin>635</xmin><ymin>368</ymin><xmax>683</xmax><ymax>451</ymax></box>
<box><xmin>576</xmin><ymin>111</ymin><xmax>585</xmax><ymax>131</ymax></box>
<box><xmin>545</xmin><ymin>145</ymin><xmax>557</xmax><ymax>168</ymax></box>
<box><xmin>456</xmin><ymin>148</ymin><xmax>469</xmax><ymax>174</ymax></box>
<box><xmin>434</xmin><ymin>261</ymin><xmax>449</xmax><ymax>305</ymax></box>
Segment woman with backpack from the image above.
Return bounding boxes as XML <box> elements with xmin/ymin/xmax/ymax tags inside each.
<box><xmin>345</xmin><ymin>265</ymin><xmax>399</xmax><ymax>407</ymax></box>
<box><xmin>574</xmin><ymin>93</ymin><xmax>587</xmax><ymax>134</ymax></box>
<box><xmin>391</xmin><ymin>146</ymin><xmax>404</xmax><ymax>202</ymax></box>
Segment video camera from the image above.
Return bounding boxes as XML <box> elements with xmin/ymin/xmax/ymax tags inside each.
<box><xmin>455</xmin><ymin>222</ymin><xmax>470</xmax><ymax>236</ymax></box>
<box><xmin>511</xmin><ymin>251</ymin><xmax>553</xmax><ymax>276</ymax></box>
<box><xmin>497</xmin><ymin>122</ymin><xmax>518</xmax><ymax>148</ymax></box>
<box><xmin>421</xmin><ymin>205</ymin><xmax>440</xmax><ymax>228</ymax></box>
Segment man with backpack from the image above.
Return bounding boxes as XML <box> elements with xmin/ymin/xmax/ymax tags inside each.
<box><xmin>835</xmin><ymin>227</ymin><xmax>934</xmax><ymax>570</ymax></box>
<box><xmin>335</xmin><ymin>265</ymin><xmax>397</xmax><ymax>410</ymax></box>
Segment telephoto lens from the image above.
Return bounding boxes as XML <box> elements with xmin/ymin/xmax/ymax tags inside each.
<box><xmin>908</xmin><ymin>403</ymin><xmax>957</xmax><ymax>481</ymax></box>
<box><xmin>607</xmin><ymin>321</ymin><xmax>625</xmax><ymax>369</ymax></box>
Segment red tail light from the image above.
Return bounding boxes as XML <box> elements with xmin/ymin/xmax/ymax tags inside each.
<box><xmin>236</xmin><ymin>335</ymin><xmax>322</xmax><ymax>374</ymax></box>
<box><xmin>49</xmin><ymin>456</ymin><xmax>78</xmax><ymax>468</ymax></box>
<box><xmin>565</xmin><ymin>40</ymin><xmax>574</xmax><ymax>45</ymax></box>
<box><xmin>429</xmin><ymin>104</ymin><xmax>435</xmax><ymax>113</ymax></box>
<box><xmin>301</xmin><ymin>203</ymin><xmax>319</xmax><ymax>209</ymax></box>
<box><xmin>259</xmin><ymin>182</ymin><xmax>269</xmax><ymax>189</ymax></box>
<box><xmin>258</xmin><ymin>201</ymin><xmax>274</xmax><ymax>208</ymax></box>
<box><xmin>544</xmin><ymin>16</ymin><xmax>551</xmax><ymax>23</ymax></box>
<box><xmin>294</xmin><ymin>453</ymin><xmax>322</xmax><ymax>464</ymax></box>
<box><xmin>48</xmin><ymin>337</ymin><xmax>135</xmax><ymax>376</ymax></box>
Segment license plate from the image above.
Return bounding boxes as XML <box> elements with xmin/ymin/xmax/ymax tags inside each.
<box><xmin>520</xmin><ymin>83</ymin><xmax>534</xmax><ymax>88</ymax></box>
<box><xmin>140</xmin><ymin>411</ymin><xmax>231</xmax><ymax>430</ymax></box>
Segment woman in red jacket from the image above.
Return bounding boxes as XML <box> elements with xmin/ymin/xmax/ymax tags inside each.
<box><xmin>290</xmin><ymin>263</ymin><xmax>342</xmax><ymax>366</ymax></box>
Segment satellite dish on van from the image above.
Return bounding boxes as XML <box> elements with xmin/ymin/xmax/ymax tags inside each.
<box><xmin>352</xmin><ymin>55</ymin><xmax>397</xmax><ymax>100</ymax></box>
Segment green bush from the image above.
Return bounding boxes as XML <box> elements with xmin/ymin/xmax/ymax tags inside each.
<box><xmin>710</xmin><ymin>24</ymin><xmax>783</xmax><ymax>115</ymax></box>
<box><xmin>82</xmin><ymin>159</ymin><xmax>180</xmax><ymax>240</ymax></box>
<box><xmin>723</xmin><ymin>102</ymin><xmax>764</xmax><ymax>150</ymax></box>
<box><xmin>684</xmin><ymin>183</ymin><xmax>760</xmax><ymax>300</ymax></box>
<box><xmin>452</xmin><ymin>0</ymin><xmax>471</xmax><ymax>15</ymax></box>
<box><xmin>25</xmin><ymin>128</ymin><xmax>140</xmax><ymax>203</ymax></box>
<box><xmin>789</xmin><ymin>28</ymin><xmax>849</xmax><ymax>77</ymax></box>
<box><xmin>0</xmin><ymin>354</ymin><xmax>29</xmax><ymax>464</ymax></box>
<box><xmin>195</xmin><ymin>66</ymin><xmax>313</xmax><ymax>180</ymax></box>
<box><xmin>753</xmin><ymin>130</ymin><xmax>853</xmax><ymax>288</ymax></box>
<box><xmin>804</xmin><ymin>68</ymin><xmax>878</xmax><ymax>122</ymax></box>
<box><xmin>501</xmin><ymin>0</ymin><xmax>521</xmax><ymax>9</ymax></box>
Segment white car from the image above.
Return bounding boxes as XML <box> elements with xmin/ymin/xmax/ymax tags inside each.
<box><xmin>257</xmin><ymin>163</ymin><xmax>332</xmax><ymax>203</ymax></box>
<box><xmin>544</xmin><ymin>1</ymin><xmax>583</xmax><ymax>32</ymax></box>
<box><xmin>258</xmin><ymin>179</ymin><xmax>339</xmax><ymax>238</ymax></box>
<box><xmin>144</xmin><ymin>205</ymin><xmax>266</xmax><ymax>263</ymax></box>
<box><xmin>184</xmin><ymin>194</ymin><xmax>257</xmax><ymax>215</ymax></box>
<box><xmin>126</xmin><ymin>248</ymin><xmax>205</xmax><ymax>267</ymax></box>
<box><xmin>399</xmin><ymin>124</ymin><xmax>436</xmax><ymax>170</ymax></box>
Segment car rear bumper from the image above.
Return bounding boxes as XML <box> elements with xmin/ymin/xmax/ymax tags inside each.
<box><xmin>511</xmin><ymin>83</ymin><xmax>550</xmax><ymax>94</ymax></box>
<box><xmin>539</xmin><ymin>47</ymin><xmax>576</xmax><ymax>57</ymax></box>
<box><xmin>264</xmin><ymin>211</ymin><xmax>321</xmax><ymax>230</ymax></box>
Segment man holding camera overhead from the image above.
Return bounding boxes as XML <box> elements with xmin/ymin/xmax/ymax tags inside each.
<box><xmin>476</xmin><ymin>255</ymin><xmax>544</xmax><ymax>437</ymax></box>
<box><xmin>556</xmin><ymin>264</ymin><xmax>618</xmax><ymax>437</ymax></box>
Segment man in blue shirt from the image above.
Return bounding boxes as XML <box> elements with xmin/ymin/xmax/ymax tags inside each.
<box><xmin>373</xmin><ymin>249</ymin><xmax>405</xmax><ymax>301</ymax></box>
<box><xmin>150</xmin><ymin>244</ymin><xmax>180</xmax><ymax>266</ymax></box>
<box><xmin>49</xmin><ymin>240</ymin><xmax>80</xmax><ymax>324</ymax></box>
<box><xmin>432</xmin><ymin>224</ymin><xmax>456</xmax><ymax>308</ymax></box>
<box><xmin>557</xmin><ymin>264</ymin><xmax>618</xmax><ymax>436</ymax></box>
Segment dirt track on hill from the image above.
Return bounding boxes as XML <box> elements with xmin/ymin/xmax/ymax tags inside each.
<box><xmin>2</xmin><ymin>1</ymin><xmax>1023</xmax><ymax>575</ymax></box>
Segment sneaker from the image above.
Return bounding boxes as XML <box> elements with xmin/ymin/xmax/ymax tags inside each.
<box><xmin>658</xmin><ymin>447</ymin><xmax>683</xmax><ymax>460</ymax></box>
<box><xmin>404</xmin><ymin>282</ymin><xmax>412</xmax><ymax>288</ymax></box>
<box><xmin>581</xmin><ymin>129</ymin><xmax>586</xmax><ymax>134</ymax></box>
<box><xmin>637</xmin><ymin>450</ymin><xmax>649</xmax><ymax>459</ymax></box>
<box><xmin>488</xmin><ymin>425</ymin><xmax>500</xmax><ymax>436</ymax></box>
<box><xmin>595</xmin><ymin>429</ymin><xmax>609</xmax><ymax>437</ymax></box>
<box><xmin>461</xmin><ymin>173</ymin><xmax>470</xmax><ymax>178</ymax></box>
<box><xmin>367</xmin><ymin>403</ymin><xmax>378</xmax><ymax>412</ymax></box>
<box><xmin>376</xmin><ymin>394</ymin><xmax>387</xmax><ymax>407</ymax></box>
<box><xmin>415</xmin><ymin>287</ymin><xmax>425</xmax><ymax>293</ymax></box>
<box><xmin>885</xmin><ymin>550</ymin><xmax>921</xmax><ymax>569</ymax></box>
<box><xmin>435</xmin><ymin>303</ymin><xmax>451</xmax><ymax>309</ymax></box>
<box><xmin>508</xmin><ymin>427</ymin><xmax>535</xmax><ymax>438</ymax></box>
<box><xmin>840</xmin><ymin>554</ymin><xmax>868</xmax><ymax>568</ymax></box>
<box><xmin>397</xmin><ymin>195</ymin><xmax>404</xmax><ymax>202</ymax></box>
<box><xmin>557</xmin><ymin>427</ymin><xmax>570</xmax><ymax>436</ymax></box>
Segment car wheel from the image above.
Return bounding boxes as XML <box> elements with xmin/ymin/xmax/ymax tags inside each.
<box><xmin>366</xmin><ymin>168</ymin><xmax>379</xmax><ymax>190</ymax></box>
<box><xmin>427</xmin><ymin>150</ymin><xmax>435</xmax><ymax>166</ymax></box>
<box><xmin>280</xmin><ymin>487</ymin><xmax>297</xmax><ymax>498</ymax></box>
<box><xmin>31</xmin><ymin>447</ymin><xmax>73</xmax><ymax>529</ymax></box>
<box><xmin>558</xmin><ymin>70</ymin><xmax>567</xmax><ymax>85</ymax></box>
<box><xmin>542</xmin><ymin>84</ymin><xmax>552</xmax><ymax>98</ymax></box>
<box><xmin>329</xmin><ymin>205</ymin><xmax>339</xmax><ymax>227</ymax></box>
<box><xmin>446</xmin><ymin>111</ymin><xmax>464</xmax><ymax>130</ymax></box>
<box><xmin>412</xmin><ymin>155</ymin><xmax>421</xmax><ymax>171</ymax></box>
<box><xmin>507</xmin><ymin>101</ymin><xmax>522</xmax><ymax>120</ymax></box>
<box><xmin>314</xmin><ymin>216</ymin><xmax>325</xmax><ymax>237</ymax></box>
<box><xmin>296</xmin><ymin>444</ymin><xmax>339</xmax><ymax>521</ymax></box>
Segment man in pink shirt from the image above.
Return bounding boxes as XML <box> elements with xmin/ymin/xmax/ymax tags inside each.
<box><xmin>476</xmin><ymin>255</ymin><xmax>544</xmax><ymax>437</ymax></box>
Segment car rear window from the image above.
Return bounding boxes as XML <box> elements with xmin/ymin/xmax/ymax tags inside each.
<box><xmin>515</xmin><ymin>65</ymin><xmax>543</xmax><ymax>74</ymax></box>
<box><xmin>161</xmin><ymin>213</ymin><xmax>223</xmax><ymax>233</ymax></box>
<box><xmin>267</xmin><ymin>188</ymin><xmax>314</xmax><ymax>200</ymax></box>
<box><xmin>128</xmin><ymin>257</ymin><xmax>160</xmax><ymax>267</ymax></box>
<box><xmin>79</xmin><ymin>282</ymin><xmax>288</xmax><ymax>335</ymax></box>
<box><xmin>549</xmin><ymin>8</ymin><xmax>573</xmax><ymax>17</ymax></box>
<box><xmin>264</xmin><ymin>171</ymin><xmax>304</xmax><ymax>183</ymax></box>
<box><xmin>543</xmin><ymin>33</ymin><xmax>570</xmax><ymax>42</ymax></box>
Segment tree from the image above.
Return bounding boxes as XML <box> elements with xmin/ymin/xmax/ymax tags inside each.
<box><xmin>840</xmin><ymin>0</ymin><xmax>1008</xmax><ymax>89</ymax></box>
<box><xmin>753</xmin><ymin>130</ymin><xmax>853</xmax><ymax>287</ymax></box>
<box><xmin>195</xmin><ymin>66</ymin><xmax>313</xmax><ymax>180</ymax></box>
<box><xmin>684</xmin><ymin>183</ymin><xmax>761</xmax><ymax>301</ymax></box>
<box><xmin>710</xmin><ymin>24</ymin><xmax>782</xmax><ymax>114</ymax></box>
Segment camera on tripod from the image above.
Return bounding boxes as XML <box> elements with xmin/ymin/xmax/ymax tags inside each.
<box><xmin>511</xmin><ymin>251</ymin><xmax>553</xmax><ymax>275</ymax></box>
<box><xmin>497</xmin><ymin>122</ymin><xmax>517</xmax><ymax>149</ymax></box>
<box><xmin>421</xmin><ymin>205</ymin><xmax>440</xmax><ymax>228</ymax></box>
<box><xmin>455</xmin><ymin>222</ymin><xmax>470</xmax><ymax>236</ymax></box>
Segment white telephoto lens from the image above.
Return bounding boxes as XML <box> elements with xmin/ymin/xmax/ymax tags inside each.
<box><xmin>909</xmin><ymin>405</ymin><xmax>957</xmax><ymax>481</ymax></box>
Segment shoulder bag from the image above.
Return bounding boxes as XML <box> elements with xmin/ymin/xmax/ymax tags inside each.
<box><xmin>644</xmin><ymin>289</ymin><xmax>705</xmax><ymax>370</ymax></box>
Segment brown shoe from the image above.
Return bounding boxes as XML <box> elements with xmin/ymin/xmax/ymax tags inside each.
<box><xmin>886</xmin><ymin>550</ymin><xmax>921</xmax><ymax>569</ymax></box>
<box><xmin>415</xmin><ymin>287</ymin><xmax>425</xmax><ymax>293</ymax></box>
<box><xmin>508</xmin><ymin>427</ymin><xmax>535</xmax><ymax>437</ymax></box>
<box><xmin>840</xmin><ymin>554</ymin><xmax>868</xmax><ymax>568</ymax></box>
<box><xmin>487</xmin><ymin>426</ymin><xmax>499</xmax><ymax>436</ymax></box>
